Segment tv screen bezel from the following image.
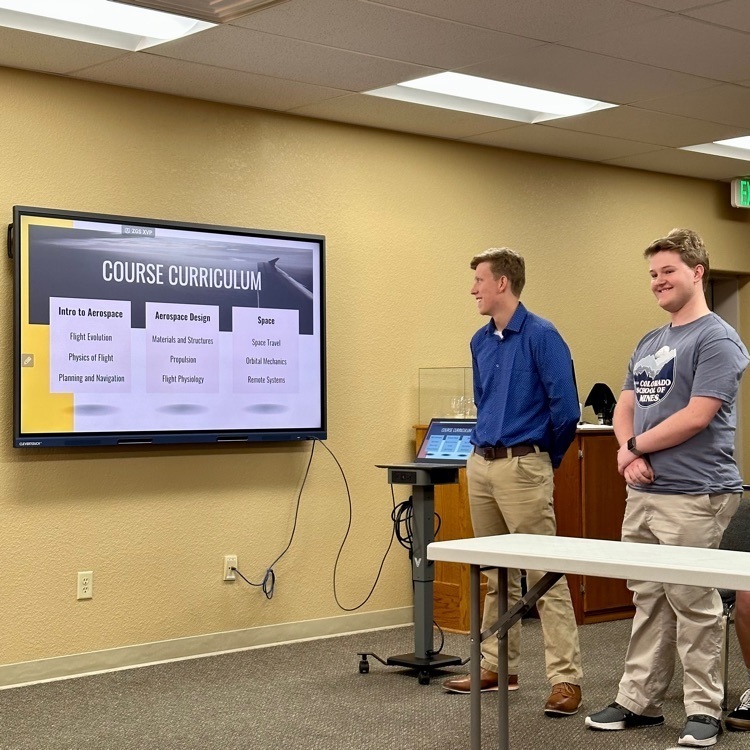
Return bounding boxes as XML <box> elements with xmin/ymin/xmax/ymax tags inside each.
<box><xmin>12</xmin><ymin>205</ymin><xmax>327</xmax><ymax>448</ymax></box>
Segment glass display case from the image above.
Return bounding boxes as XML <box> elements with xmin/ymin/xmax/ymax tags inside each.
<box><xmin>418</xmin><ymin>367</ymin><xmax>475</xmax><ymax>425</ymax></box>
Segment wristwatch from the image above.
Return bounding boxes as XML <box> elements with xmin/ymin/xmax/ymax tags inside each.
<box><xmin>626</xmin><ymin>436</ymin><xmax>643</xmax><ymax>457</ymax></box>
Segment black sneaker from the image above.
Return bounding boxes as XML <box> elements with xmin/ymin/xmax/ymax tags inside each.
<box><xmin>726</xmin><ymin>688</ymin><xmax>750</xmax><ymax>731</ymax></box>
<box><xmin>678</xmin><ymin>714</ymin><xmax>722</xmax><ymax>747</ymax></box>
<box><xmin>585</xmin><ymin>702</ymin><xmax>665</xmax><ymax>730</ymax></box>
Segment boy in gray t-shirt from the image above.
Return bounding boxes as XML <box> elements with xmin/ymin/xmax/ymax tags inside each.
<box><xmin>626</xmin><ymin>312</ymin><xmax>748</xmax><ymax>496</ymax></box>
<box><xmin>586</xmin><ymin>229</ymin><xmax>749</xmax><ymax>748</ymax></box>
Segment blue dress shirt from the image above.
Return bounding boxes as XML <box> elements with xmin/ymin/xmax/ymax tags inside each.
<box><xmin>470</xmin><ymin>302</ymin><xmax>579</xmax><ymax>468</ymax></box>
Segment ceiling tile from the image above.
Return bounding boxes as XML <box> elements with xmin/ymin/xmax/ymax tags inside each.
<box><xmin>605</xmin><ymin>148</ymin><xmax>750</xmax><ymax>181</ymax></box>
<box><xmin>230</xmin><ymin>0</ymin><xmax>543</xmax><ymax>68</ymax></box>
<box><xmin>684</xmin><ymin>0</ymin><xmax>750</xmax><ymax>33</ymax></box>
<box><xmin>546</xmin><ymin>106</ymin><xmax>746</xmax><ymax>147</ymax></box>
<box><xmin>288</xmin><ymin>93</ymin><xmax>520</xmax><ymax>139</ymax></box>
<box><xmin>462</xmin><ymin>125</ymin><xmax>664</xmax><ymax>162</ymax></box>
<box><xmin>460</xmin><ymin>44</ymin><xmax>717</xmax><ymax>105</ymax></box>
<box><xmin>564</xmin><ymin>15</ymin><xmax>750</xmax><ymax>82</ymax></box>
<box><xmin>629</xmin><ymin>0</ymin><xmax>725</xmax><ymax>9</ymax></box>
<box><xmin>0</xmin><ymin>26</ymin><xmax>126</xmax><ymax>75</ymax></box>
<box><xmin>365</xmin><ymin>0</ymin><xmax>666</xmax><ymax>42</ymax></box>
<box><xmin>636</xmin><ymin>84</ymin><xmax>750</xmax><ymax>129</ymax></box>
<box><xmin>1</xmin><ymin>0</ymin><xmax>748</xmax><ymax>183</ymax></box>
<box><xmin>72</xmin><ymin>54</ymin><xmax>348</xmax><ymax>111</ymax></box>
<box><xmin>146</xmin><ymin>24</ymin><xmax>437</xmax><ymax>91</ymax></box>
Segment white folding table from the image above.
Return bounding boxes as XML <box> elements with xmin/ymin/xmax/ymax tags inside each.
<box><xmin>427</xmin><ymin>534</ymin><xmax>750</xmax><ymax>750</ymax></box>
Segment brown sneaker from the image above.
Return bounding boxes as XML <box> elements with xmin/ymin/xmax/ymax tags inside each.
<box><xmin>442</xmin><ymin>669</ymin><xmax>519</xmax><ymax>693</ymax></box>
<box><xmin>544</xmin><ymin>682</ymin><xmax>582</xmax><ymax>716</ymax></box>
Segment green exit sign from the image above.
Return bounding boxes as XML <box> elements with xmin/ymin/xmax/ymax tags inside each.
<box><xmin>731</xmin><ymin>177</ymin><xmax>750</xmax><ymax>208</ymax></box>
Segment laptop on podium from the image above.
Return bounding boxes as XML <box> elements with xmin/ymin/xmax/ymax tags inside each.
<box><xmin>376</xmin><ymin>417</ymin><xmax>475</xmax><ymax>484</ymax></box>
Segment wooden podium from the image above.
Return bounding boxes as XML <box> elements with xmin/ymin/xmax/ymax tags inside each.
<box><xmin>416</xmin><ymin>426</ymin><xmax>634</xmax><ymax>631</ymax></box>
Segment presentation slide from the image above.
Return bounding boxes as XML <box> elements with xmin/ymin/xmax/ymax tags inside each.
<box><xmin>16</xmin><ymin>212</ymin><xmax>325</xmax><ymax>445</ymax></box>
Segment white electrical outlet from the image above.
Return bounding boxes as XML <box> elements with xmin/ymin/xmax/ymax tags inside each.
<box><xmin>77</xmin><ymin>571</ymin><xmax>93</xmax><ymax>600</ymax></box>
<box><xmin>223</xmin><ymin>555</ymin><xmax>238</xmax><ymax>581</ymax></box>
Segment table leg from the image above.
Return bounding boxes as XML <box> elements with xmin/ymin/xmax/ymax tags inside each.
<box><xmin>497</xmin><ymin>567</ymin><xmax>509</xmax><ymax>750</ymax></box>
<box><xmin>468</xmin><ymin>565</ymin><xmax>556</xmax><ymax>750</ymax></box>
<box><xmin>471</xmin><ymin>564</ymin><xmax>481</xmax><ymax>750</ymax></box>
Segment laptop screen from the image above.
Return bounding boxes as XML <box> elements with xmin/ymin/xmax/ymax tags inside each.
<box><xmin>416</xmin><ymin>418</ymin><xmax>476</xmax><ymax>463</ymax></box>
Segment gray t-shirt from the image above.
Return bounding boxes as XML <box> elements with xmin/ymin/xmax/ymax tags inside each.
<box><xmin>624</xmin><ymin>312</ymin><xmax>749</xmax><ymax>495</ymax></box>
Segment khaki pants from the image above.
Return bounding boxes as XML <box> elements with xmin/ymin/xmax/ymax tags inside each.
<box><xmin>616</xmin><ymin>489</ymin><xmax>740</xmax><ymax>719</ymax></box>
<box><xmin>466</xmin><ymin>450</ymin><xmax>583</xmax><ymax>686</ymax></box>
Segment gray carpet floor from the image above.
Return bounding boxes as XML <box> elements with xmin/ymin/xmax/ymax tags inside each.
<box><xmin>1</xmin><ymin>618</ymin><xmax>748</xmax><ymax>750</ymax></box>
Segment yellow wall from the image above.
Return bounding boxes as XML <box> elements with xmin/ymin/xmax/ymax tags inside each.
<box><xmin>2</xmin><ymin>66</ymin><xmax>750</xmax><ymax>666</ymax></box>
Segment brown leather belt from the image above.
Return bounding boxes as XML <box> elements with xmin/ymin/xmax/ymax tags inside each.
<box><xmin>474</xmin><ymin>444</ymin><xmax>537</xmax><ymax>460</ymax></box>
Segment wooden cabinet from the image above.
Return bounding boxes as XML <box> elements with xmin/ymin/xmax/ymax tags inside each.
<box><xmin>417</xmin><ymin>426</ymin><xmax>634</xmax><ymax>631</ymax></box>
<box><xmin>417</xmin><ymin>425</ymin><xmax>486</xmax><ymax>633</ymax></box>
<box><xmin>554</xmin><ymin>431</ymin><xmax>634</xmax><ymax>624</ymax></box>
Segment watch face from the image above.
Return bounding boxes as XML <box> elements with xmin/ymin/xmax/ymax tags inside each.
<box><xmin>627</xmin><ymin>437</ymin><xmax>636</xmax><ymax>452</ymax></box>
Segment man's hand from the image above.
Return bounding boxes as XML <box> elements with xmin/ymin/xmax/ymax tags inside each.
<box><xmin>617</xmin><ymin>443</ymin><xmax>640</xmax><ymax>474</ymax></box>
<box><xmin>623</xmin><ymin>457</ymin><xmax>654</xmax><ymax>486</ymax></box>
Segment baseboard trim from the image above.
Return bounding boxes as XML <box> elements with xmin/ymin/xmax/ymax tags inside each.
<box><xmin>0</xmin><ymin>606</ymin><xmax>414</xmax><ymax>689</ymax></box>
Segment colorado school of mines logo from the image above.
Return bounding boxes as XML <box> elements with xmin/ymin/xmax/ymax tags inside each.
<box><xmin>633</xmin><ymin>346</ymin><xmax>676</xmax><ymax>408</ymax></box>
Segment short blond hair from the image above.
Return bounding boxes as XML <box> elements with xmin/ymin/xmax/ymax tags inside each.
<box><xmin>470</xmin><ymin>247</ymin><xmax>526</xmax><ymax>296</ymax></box>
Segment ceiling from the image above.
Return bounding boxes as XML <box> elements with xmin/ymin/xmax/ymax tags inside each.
<box><xmin>4</xmin><ymin>0</ymin><xmax>750</xmax><ymax>181</ymax></box>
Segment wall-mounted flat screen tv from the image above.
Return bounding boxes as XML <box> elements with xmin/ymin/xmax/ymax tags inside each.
<box><xmin>12</xmin><ymin>206</ymin><xmax>326</xmax><ymax>448</ymax></box>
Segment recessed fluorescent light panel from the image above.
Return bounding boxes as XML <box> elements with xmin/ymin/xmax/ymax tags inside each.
<box><xmin>682</xmin><ymin>136</ymin><xmax>750</xmax><ymax>162</ymax></box>
<box><xmin>365</xmin><ymin>72</ymin><xmax>616</xmax><ymax>124</ymax></box>
<box><xmin>112</xmin><ymin>0</ymin><xmax>291</xmax><ymax>24</ymax></box>
<box><xmin>0</xmin><ymin>0</ymin><xmax>214</xmax><ymax>51</ymax></box>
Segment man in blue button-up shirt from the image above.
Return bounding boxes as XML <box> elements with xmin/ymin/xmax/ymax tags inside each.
<box><xmin>443</xmin><ymin>247</ymin><xmax>583</xmax><ymax>717</ymax></box>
